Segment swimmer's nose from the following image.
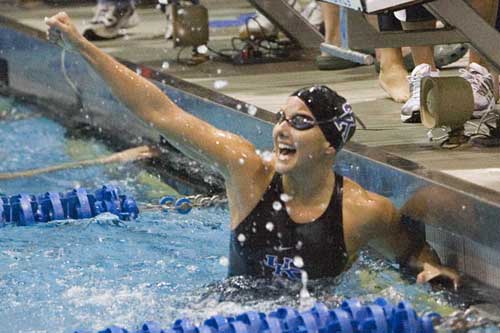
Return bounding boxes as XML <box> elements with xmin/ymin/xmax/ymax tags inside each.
<box><xmin>275</xmin><ymin>122</ymin><xmax>291</xmax><ymax>139</ymax></box>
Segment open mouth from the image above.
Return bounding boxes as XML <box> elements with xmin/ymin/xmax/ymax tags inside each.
<box><xmin>278</xmin><ymin>143</ymin><xmax>297</xmax><ymax>160</ymax></box>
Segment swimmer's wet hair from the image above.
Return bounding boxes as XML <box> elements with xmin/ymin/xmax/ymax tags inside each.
<box><xmin>291</xmin><ymin>85</ymin><xmax>356</xmax><ymax>151</ymax></box>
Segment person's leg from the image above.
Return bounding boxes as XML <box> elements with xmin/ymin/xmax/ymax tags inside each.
<box><xmin>84</xmin><ymin>0</ymin><xmax>138</xmax><ymax>40</ymax></box>
<box><xmin>316</xmin><ymin>2</ymin><xmax>360</xmax><ymax>70</ymax></box>
<box><xmin>395</xmin><ymin>6</ymin><xmax>438</xmax><ymax>122</ymax></box>
<box><xmin>468</xmin><ymin>0</ymin><xmax>498</xmax><ymax>66</ymax></box>
<box><xmin>378</xmin><ymin>48</ymin><xmax>410</xmax><ymax>103</ymax></box>
<box><xmin>460</xmin><ymin>0</ymin><xmax>499</xmax><ymax>115</ymax></box>
<box><xmin>401</xmin><ymin>20</ymin><xmax>437</xmax><ymax>70</ymax></box>
<box><xmin>375</xmin><ymin>13</ymin><xmax>410</xmax><ymax>103</ymax></box>
<box><xmin>320</xmin><ymin>2</ymin><xmax>340</xmax><ymax>54</ymax></box>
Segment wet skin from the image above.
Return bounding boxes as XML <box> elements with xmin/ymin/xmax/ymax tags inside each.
<box><xmin>44</xmin><ymin>12</ymin><xmax>460</xmax><ymax>287</ymax></box>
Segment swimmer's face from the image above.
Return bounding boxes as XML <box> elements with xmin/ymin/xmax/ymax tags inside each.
<box><xmin>272</xmin><ymin>96</ymin><xmax>335</xmax><ymax>174</ymax></box>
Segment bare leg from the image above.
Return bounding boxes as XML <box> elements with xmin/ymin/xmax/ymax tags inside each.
<box><xmin>402</xmin><ymin>20</ymin><xmax>437</xmax><ymax>69</ymax></box>
<box><xmin>468</xmin><ymin>0</ymin><xmax>498</xmax><ymax>66</ymax></box>
<box><xmin>468</xmin><ymin>0</ymin><xmax>499</xmax><ymax>99</ymax></box>
<box><xmin>320</xmin><ymin>2</ymin><xmax>340</xmax><ymax>56</ymax></box>
<box><xmin>379</xmin><ymin>48</ymin><xmax>410</xmax><ymax>102</ymax></box>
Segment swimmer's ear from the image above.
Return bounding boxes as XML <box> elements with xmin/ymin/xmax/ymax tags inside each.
<box><xmin>325</xmin><ymin>145</ymin><xmax>336</xmax><ymax>156</ymax></box>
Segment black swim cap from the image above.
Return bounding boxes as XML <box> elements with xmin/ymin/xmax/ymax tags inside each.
<box><xmin>291</xmin><ymin>85</ymin><xmax>356</xmax><ymax>151</ymax></box>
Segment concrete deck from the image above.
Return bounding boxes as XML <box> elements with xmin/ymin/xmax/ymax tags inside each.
<box><xmin>2</xmin><ymin>0</ymin><xmax>499</xmax><ymax>192</ymax></box>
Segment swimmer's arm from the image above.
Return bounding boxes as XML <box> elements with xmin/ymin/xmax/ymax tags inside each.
<box><xmin>45</xmin><ymin>13</ymin><xmax>260</xmax><ymax>178</ymax></box>
<box><xmin>366</xmin><ymin>193</ymin><xmax>460</xmax><ymax>288</ymax></box>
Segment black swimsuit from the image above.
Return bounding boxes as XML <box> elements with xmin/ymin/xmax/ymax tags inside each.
<box><xmin>228</xmin><ymin>172</ymin><xmax>348</xmax><ymax>280</ymax></box>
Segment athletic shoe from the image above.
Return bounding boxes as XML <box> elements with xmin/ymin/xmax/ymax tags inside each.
<box><xmin>239</xmin><ymin>0</ymin><xmax>303</xmax><ymax>40</ymax></box>
<box><xmin>401</xmin><ymin>63</ymin><xmax>439</xmax><ymax>123</ymax></box>
<box><xmin>459</xmin><ymin>62</ymin><xmax>496</xmax><ymax>118</ymax></box>
<box><xmin>83</xmin><ymin>3</ymin><xmax>139</xmax><ymax>40</ymax></box>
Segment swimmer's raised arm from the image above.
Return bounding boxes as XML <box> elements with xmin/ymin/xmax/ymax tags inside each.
<box><xmin>44</xmin><ymin>12</ymin><xmax>261</xmax><ymax>180</ymax></box>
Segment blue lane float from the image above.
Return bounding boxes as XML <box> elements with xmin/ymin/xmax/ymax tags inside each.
<box><xmin>0</xmin><ymin>185</ymin><xmax>139</xmax><ymax>225</ymax></box>
<box><xmin>74</xmin><ymin>298</ymin><xmax>440</xmax><ymax>333</ymax></box>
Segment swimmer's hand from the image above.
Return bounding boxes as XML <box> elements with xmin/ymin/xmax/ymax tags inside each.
<box><xmin>45</xmin><ymin>12</ymin><xmax>86</xmax><ymax>50</ymax></box>
<box><xmin>416</xmin><ymin>262</ymin><xmax>461</xmax><ymax>291</ymax></box>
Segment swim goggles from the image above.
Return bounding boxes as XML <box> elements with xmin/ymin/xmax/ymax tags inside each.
<box><xmin>276</xmin><ymin>111</ymin><xmax>335</xmax><ymax>131</ymax></box>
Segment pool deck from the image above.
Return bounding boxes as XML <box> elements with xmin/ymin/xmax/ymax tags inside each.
<box><xmin>2</xmin><ymin>0</ymin><xmax>500</xmax><ymax>192</ymax></box>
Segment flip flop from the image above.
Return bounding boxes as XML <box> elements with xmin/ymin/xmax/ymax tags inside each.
<box><xmin>315</xmin><ymin>55</ymin><xmax>361</xmax><ymax>71</ymax></box>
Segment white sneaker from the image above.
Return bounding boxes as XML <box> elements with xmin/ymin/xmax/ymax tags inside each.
<box><xmin>401</xmin><ymin>63</ymin><xmax>439</xmax><ymax>123</ymax></box>
<box><xmin>239</xmin><ymin>0</ymin><xmax>303</xmax><ymax>40</ymax></box>
<box><xmin>84</xmin><ymin>3</ymin><xmax>139</xmax><ymax>40</ymax></box>
<box><xmin>460</xmin><ymin>62</ymin><xmax>496</xmax><ymax>118</ymax></box>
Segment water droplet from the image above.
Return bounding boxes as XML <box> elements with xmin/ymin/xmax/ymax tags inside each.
<box><xmin>280</xmin><ymin>193</ymin><xmax>292</xmax><ymax>202</ymax></box>
<box><xmin>266</xmin><ymin>222</ymin><xmax>274</xmax><ymax>231</ymax></box>
<box><xmin>248</xmin><ymin>105</ymin><xmax>257</xmax><ymax>116</ymax></box>
<box><xmin>197</xmin><ymin>45</ymin><xmax>208</xmax><ymax>54</ymax></box>
<box><xmin>261</xmin><ymin>150</ymin><xmax>273</xmax><ymax>162</ymax></box>
<box><xmin>237</xmin><ymin>233</ymin><xmax>246</xmax><ymax>242</ymax></box>
<box><xmin>239</xmin><ymin>158</ymin><xmax>245</xmax><ymax>165</ymax></box>
<box><xmin>219</xmin><ymin>256</ymin><xmax>229</xmax><ymax>267</ymax></box>
<box><xmin>293</xmin><ymin>256</ymin><xmax>304</xmax><ymax>268</ymax></box>
<box><xmin>273</xmin><ymin>201</ymin><xmax>282</xmax><ymax>211</ymax></box>
<box><xmin>296</xmin><ymin>241</ymin><xmax>303</xmax><ymax>249</ymax></box>
<box><xmin>213</xmin><ymin>80</ymin><xmax>228</xmax><ymax>89</ymax></box>
<box><xmin>161</xmin><ymin>61</ymin><xmax>170</xmax><ymax>70</ymax></box>
<box><xmin>236</xmin><ymin>104</ymin><xmax>242</xmax><ymax>110</ymax></box>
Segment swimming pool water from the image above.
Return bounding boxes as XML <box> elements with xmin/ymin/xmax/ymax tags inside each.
<box><xmin>1</xmin><ymin>96</ymin><xmax>499</xmax><ymax>333</ymax></box>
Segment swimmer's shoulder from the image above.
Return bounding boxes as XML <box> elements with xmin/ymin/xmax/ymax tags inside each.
<box><xmin>342</xmin><ymin>177</ymin><xmax>396</xmax><ymax>227</ymax></box>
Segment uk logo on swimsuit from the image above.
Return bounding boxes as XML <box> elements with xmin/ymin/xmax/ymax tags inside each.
<box><xmin>263</xmin><ymin>255</ymin><xmax>302</xmax><ymax>280</ymax></box>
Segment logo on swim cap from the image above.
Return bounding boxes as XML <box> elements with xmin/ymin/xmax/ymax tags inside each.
<box><xmin>333</xmin><ymin>103</ymin><xmax>355</xmax><ymax>145</ymax></box>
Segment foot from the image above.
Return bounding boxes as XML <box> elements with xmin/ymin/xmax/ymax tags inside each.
<box><xmin>83</xmin><ymin>3</ymin><xmax>139</xmax><ymax>40</ymax></box>
<box><xmin>460</xmin><ymin>62</ymin><xmax>496</xmax><ymax>118</ymax></box>
<box><xmin>401</xmin><ymin>63</ymin><xmax>439</xmax><ymax>123</ymax></box>
<box><xmin>379</xmin><ymin>64</ymin><xmax>410</xmax><ymax>103</ymax></box>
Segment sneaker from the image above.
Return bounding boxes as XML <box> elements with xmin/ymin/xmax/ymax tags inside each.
<box><xmin>459</xmin><ymin>62</ymin><xmax>496</xmax><ymax>118</ymax></box>
<box><xmin>83</xmin><ymin>3</ymin><xmax>139</xmax><ymax>40</ymax></box>
<box><xmin>239</xmin><ymin>0</ymin><xmax>303</xmax><ymax>40</ymax></box>
<box><xmin>401</xmin><ymin>63</ymin><xmax>439</xmax><ymax>123</ymax></box>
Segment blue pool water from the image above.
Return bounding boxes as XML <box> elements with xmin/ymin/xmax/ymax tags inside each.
<box><xmin>0</xmin><ymin>96</ymin><xmax>497</xmax><ymax>333</ymax></box>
